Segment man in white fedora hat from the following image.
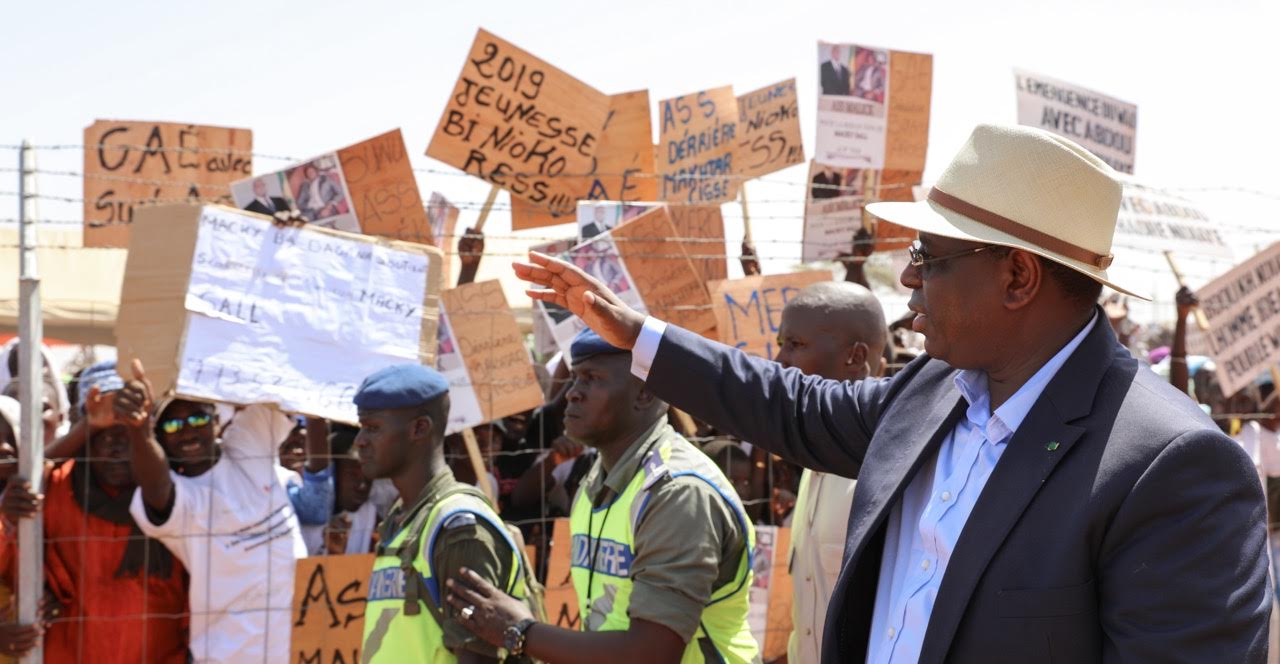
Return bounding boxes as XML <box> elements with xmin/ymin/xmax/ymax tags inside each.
<box><xmin>511</xmin><ymin>123</ymin><xmax>1270</xmax><ymax>663</ymax></box>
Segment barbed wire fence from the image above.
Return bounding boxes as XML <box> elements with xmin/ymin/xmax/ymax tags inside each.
<box><xmin>3</xmin><ymin>140</ymin><xmax>1280</xmax><ymax>661</ymax></box>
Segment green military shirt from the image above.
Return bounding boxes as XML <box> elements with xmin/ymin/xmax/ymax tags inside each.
<box><xmin>375</xmin><ymin>468</ymin><xmax>516</xmax><ymax>657</ymax></box>
<box><xmin>577</xmin><ymin>417</ymin><xmax>748</xmax><ymax>642</ymax></box>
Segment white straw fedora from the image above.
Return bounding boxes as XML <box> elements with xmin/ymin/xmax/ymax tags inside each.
<box><xmin>867</xmin><ymin>123</ymin><xmax>1146</xmax><ymax>299</ymax></box>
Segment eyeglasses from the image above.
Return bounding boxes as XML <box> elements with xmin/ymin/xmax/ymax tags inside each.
<box><xmin>907</xmin><ymin>240</ymin><xmax>996</xmax><ymax>274</ymax></box>
<box><xmin>160</xmin><ymin>413</ymin><xmax>213</xmax><ymax>435</ymax></box>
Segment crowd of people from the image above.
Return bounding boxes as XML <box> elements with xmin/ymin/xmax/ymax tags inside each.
<box><xmin>0</xmin><ymin>130</ymin><xmax>1273</xmax><ymax>661</ymax></box>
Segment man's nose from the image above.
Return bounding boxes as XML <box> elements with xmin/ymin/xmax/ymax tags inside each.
<box><xmin>900</xmin><ymin>261</ymin><xmax>923</xmax><ymax>290</ymax></box>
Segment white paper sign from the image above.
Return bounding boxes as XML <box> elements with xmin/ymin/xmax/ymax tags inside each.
<box><xmin>815</xmin><ymin>42</ymin><xmax>890</xmax><ymax>168</ymax></box>
<box><xmin>177</xmin><ymin>207</ymin><xmax>430</xmax><ymax>422</ymax></box>
<box><xmin>1115</xmin><ymin>183</ymin><xmax>1231</xmax><ymax>259</ymax></box>
<box><xmin>1014</xmin><ymin>69</ymin><xmax>1138</xmax><ymax>174</ymax></box>
<box><xmin>436</xmin><ymin>305</ymin><xmax>485</xmax><ymax>434</ymax></box>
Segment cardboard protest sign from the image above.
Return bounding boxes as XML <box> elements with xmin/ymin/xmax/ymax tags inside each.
<box><xmin>1196</xmin><ymin>243</ymin><xmax>1280</xmax><ymax>396</ymax></box>
<box><xmin>231</xmin><ymin>129</ymin><xmax>427</xmax><ymax>242</ymax></box>
<box><xmin>612</xmin><ymin>207</ymin><xmax>718</xmax><ymax>334</ymax></box>
<box><xmin>290</xmin><ymin>553</ymin><xmax>375</xmax><ymax>664</ymax></box>
<box><xmin>83</xmin><ymin>120</ymin><xmax>252</xmax><ymax>248</ymax></box>
<box><xmin>437</xmin><ymin>280</ymin><xmax>544</xmax><ymax>434</ymax></box>
<box><xmin>710</xmin><ymin>271</ymin><xmax>833</xmax><ymax>360</ymax></box>
<box><xmin>1015</xmin><ymin>69</ymin><xmax>1137</xmax><ymax>174</ymax></box>
<box><xmin>669</xmin><ymin>205</ymin><xmax>728</xmax><ymax>284</ymax></box>
<box><xmin>577</xmin><ymin>201</ymin><xmax>725</xmax><ymax>283</ymax></box>
<box><xmin>815</xmin><ymin>43</ymin><xmax>933</xmax><ymax>171</ymax></box>
<box><xmin>736</xmin><ymin>79</ymin><xmax>805</xmax><ymax>179</ymax></box>
<box><xmin>511</xmin><ymin>90</ymin><xmax>658</xmax><ymax>230</ymax></box>
<box><xmin>539</xmin><ymin>207</ymin><xmax>716</xmax><ymax>356</ymax></box>
<box><xmin>115</xmin><ymin>204</ymin><xmax>443</xmax><ymax>423</ymax></box>
<box><xmin>1115</xmin><ymin>183</ymin><xmax>1230</xmax><ymax>258</ymax></box>
<box><xmin>544</xmin><ymin>518</ymin><xmax>581</xmax><ymax>630</ymax></box>
<box><xmin>428</xmin><ymin>28</ymin><xmax>611</xmax><ymax>216</ymax></box>
<box><xmin>658</xmin><ymin>86</ymin><xmax>740</xmax><ymax>204</ymax></box>
<box><xmin>427</xmin><ymin>192</ymin><xmax>461</xmax><ymax>285</ymax></box>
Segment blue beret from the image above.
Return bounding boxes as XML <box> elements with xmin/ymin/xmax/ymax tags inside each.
<box><xmin>570</xmin><ymin>328</ymin><xmax>627</xmax><ymax>365</ymax></box>
<box><xmin>354</xmin><ymin>364</ymin><xmax>449</xmax><ymax>410</ymax></box>
<box><xmin>79</xmin><ymin>360</ymin><xmax>124</xmax><ymax>414</ymax></box>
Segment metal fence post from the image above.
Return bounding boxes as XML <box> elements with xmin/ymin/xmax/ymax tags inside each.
<box><xmin>16</xmin><ymin>139</ymin><xmax>44</xmax><ymax>664</ymax></box>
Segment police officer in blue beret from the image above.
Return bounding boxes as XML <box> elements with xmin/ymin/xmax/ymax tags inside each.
<box><xmin>355</xmin><ymin>363</ymin><xmax>534</xmax><ymax>664</ymax></box>
<box><xmin>446</xmin><ymin>330</ymin><xmax>759</xmax><ymax>663</ymax></box>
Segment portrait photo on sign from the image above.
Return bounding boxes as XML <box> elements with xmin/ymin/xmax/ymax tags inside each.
<box><xmin>284</xmin><ymin>155</ymin><xmax>357</xmax><ymax>232</ymax></box>
<box><xmin>819</xmin><ymin>43</ymin><xmax>852</xmax><ymax>96</ymax></box>
<box><xmin>436</xmin><ymin>311</ymin><xmax>462</xmax><ymax>371</ymax></box>
<box><xmin>231</xmin><ymin>174</ymin><xmax>297</xmax><ymax>219</ymax></box>
<box><xmin>577</xmin><ymin>201</ymin><xmax>656</xmax><ymax>241</ymax></box>
<box><xmin>851</xmin><ymin>46</ymin><xmax>889</xmax><ymax>103</ymax></box>
<box><xmin>427</xmin><ymin>192</ymin><xmax>458</xmax><ymax>245</ymax></box>
<box><xmin>808</xmin><ymin>162</ymin><xmax>877</xmax><ymax>201</ymax></box>
<box><xmin>569</xmin><ymin>239</ymin><xmax>634</xmax><ymax>295</ymax></box>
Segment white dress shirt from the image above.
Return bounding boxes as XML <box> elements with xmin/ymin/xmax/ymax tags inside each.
<box><xmin>630</xmin><ymin>312</ymin><xmax>1097</xmax><ymax>663</ymax></box>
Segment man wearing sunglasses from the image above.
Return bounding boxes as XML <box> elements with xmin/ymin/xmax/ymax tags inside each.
<box><xmin>117</xmin><ymin>359</ymin><xmax>309</xmax><ymax>664</ymax></box>
<box><xmin>513</xmin><ymin>124</ymin><xmax>1269</xmax><ymax>662</ymax></box>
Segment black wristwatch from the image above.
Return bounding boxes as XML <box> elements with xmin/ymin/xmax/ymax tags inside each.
<box><xmin>503</xmin><ymin>618</ymin><xmax>537</xmax><ymax>656</ymax></box>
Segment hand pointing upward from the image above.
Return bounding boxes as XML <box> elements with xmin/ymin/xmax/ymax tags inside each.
<box><xmin>512</xmin><ymin>251</ymin><xmax>647</xmax><ymax>349</ymax></box>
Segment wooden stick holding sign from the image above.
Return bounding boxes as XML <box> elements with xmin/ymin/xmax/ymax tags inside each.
<box><xmin>472</xmin><ymin>185</ymin><xmax>501</xmax><ymax>233</ymax></box>
<box><xmin>740</xmin><ymin>186</ymin><xmax>753</xmax><ymax>245</ymax></box>
<box><xmin>1163</xmin><ymin>251</ymin><xmax>1210</xmax><ymax>331</ymax></box>
<box><xmin>461</xmin><ymin>427</ymin><xmax>498</xmax><ymax>507</ymax></box>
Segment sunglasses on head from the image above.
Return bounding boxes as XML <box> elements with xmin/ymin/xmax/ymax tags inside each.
<box><xmin>160</xmin><ymin>413</ymin><xmax>213</xmax><ymax>435</ymax></box>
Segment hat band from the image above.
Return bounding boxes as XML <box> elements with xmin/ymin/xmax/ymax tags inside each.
<box><xmin>928</xmin><ymin>188</ymin><xmax>1114</xmax><ymax>270</ymax></box>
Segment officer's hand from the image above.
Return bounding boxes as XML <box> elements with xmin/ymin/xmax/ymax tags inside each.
<box><xmin>446</xmin><ymin>567</ymin><xmax>534</xmax><ymax>648</ymax></box>
<box><xmin>513</xmin><ymin>251</ymin><xmax>646</xmax><ymax>349</ymax></box>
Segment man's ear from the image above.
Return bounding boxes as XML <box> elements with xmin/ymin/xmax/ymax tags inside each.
<box><xmin>411</xmin><ymin>412</ymin><xmax>436</xmax><ymax>441</ymax></box>
<box><xmin>1004</xmin><ymin>249</ymin><xmax>1043</xmax><ymax>311</ymax></box>
<box><xmin>849</xmin><ymin>342</ymin><xmax>869</xmax><ymax>367</ymax></box>
<box><xmin>634</xmin><ymin>387</ymin><xmax>657</xmax><ymax>411</ymax></box>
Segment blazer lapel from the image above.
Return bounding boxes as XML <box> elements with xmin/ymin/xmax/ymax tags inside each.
<box><xmin>917</xmin><ymin>310</ymin><xmax>1120</xmax><ymax>662</ymax></box>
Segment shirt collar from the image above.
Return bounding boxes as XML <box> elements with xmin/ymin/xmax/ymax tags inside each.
<box><xmin>587</xmin><ymin>417</ymin><xmax>670</xmax><ymax>503</ymax></box>
<box><xmin>953</xmin><ymin>312</ymin><xmax>1098</xmax><ymax>443</ymax></box>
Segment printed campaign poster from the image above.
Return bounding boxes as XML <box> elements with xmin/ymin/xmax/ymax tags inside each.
<box><xmin>815</xmin><ymin>43</ymin><xmax>933</xmax><ymax>172</ymax></box>
<box><xmin>530</xmin><ymin>237</ymin><xmax>579</xmax><ymax>358</ymax></box>
<box><xmin>801</xmin><ymin>161</ymin><xmax>878</xmax><ymax>263</ymax></box>
<box><xmin>233</xmin><ymin>153</ymin><xmax>358</xmax><ymax>233</ymax></box>
<box><xmin>436</xmin><ymin>280</ymin><xmax>544</xmax><ymax>434</ymax></box>
<box><xmin>1115</xmin><ymin>183</ymin><xmax>1230</xmax><ymax>259</ymax></box>
<box><xmin>538</xmin><ymin>235</ymin><xmax>648</xmax><ymax>359</ymax></box>
<box><xmin>577</xmin><ymin>200</ymin><xmax>656</xmax><ymax>242</ymax></box>
<box><xmin>428</xmin><ymin>192</ymin><xmax>461</xmax><ymax>285</ymax></box>
<box><xmin>816</xmin><ymin>42</ymin><xmax>889</xmax><ymax>169</ymax></box>
<box><xmin>1014</xmin><ymin>69</ymin><xmax>1137</xmax><ymax>174</ymax></box>
<box><xmin>232</xmin><ymin>130</ymin><xmax>428</xmax><ymax>241</ymax></box>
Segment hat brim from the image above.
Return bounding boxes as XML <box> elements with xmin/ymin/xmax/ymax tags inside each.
<box><xmin>866</xmin><ymin>199</ymin><xmax>1150</xmax><ymax>300</ymax></box>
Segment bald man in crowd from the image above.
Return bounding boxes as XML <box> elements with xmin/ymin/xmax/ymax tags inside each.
<box><xmin>775</xmin><ymin>282</ymin><xmax>887</xmax><ymax>664</ymax></box>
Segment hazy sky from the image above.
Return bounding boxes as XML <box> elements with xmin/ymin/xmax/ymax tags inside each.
<box><xmin>3</xmin><ymin>0</ymin><xmax>1277</xmax><ymax>321</ymax></box>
